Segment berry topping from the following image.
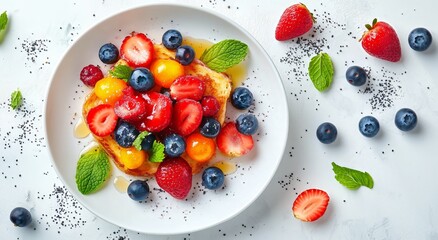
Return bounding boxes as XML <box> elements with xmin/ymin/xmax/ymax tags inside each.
<box><xmin>186</xmin><ymin>132</ymin><xmax>216</xmax><ymax>162</ymax></box>
<box><xmin>135</xmin><ymin>92</ymin><xmax>172</xmax><ymax>132</ymax></box>
<box><xmin>395</xmin><ymin>108</ymin><xmax>418</xmax><ymax>131</ymax></box>
<box><xmin>275</xmin><ymin>3</ymin><xmax>314</xmax><ymax>41</ymax></box>
<box><xmin>175</xmin><ymin>45</ymin><xmax>195</xmax><ymax>65</ymax></box>
<box><xmin>86</xmin><ymin>104</ymin><xmax>118</xmax><ymax>137</ymax></box>
<box><xmin>170</xmin><ymin>75</ymin><xmax>206</xmax><ymax>101</ymax></box>
<box><xmin>99</xmin><ymin>43</ymin><xmax>119</xmax><ymax>64</ymax></box>
<box><xmin>80</xmin><ymin>64</ymin><xmax>104</xmax><ymax>87</ymax></box>
<box><xmin>10</xmin><ymin>207</ymin><xmax>32</xmax><ymax>227</ymax></box>
<box><xmin>408</xmin><ymin>27</ymin><xmax>432</xmax><ymax>52</ymax></box>
<box><xmin>316</xmin><ymin>122</ymin><xmax>337</xmax><ymax>144</ymax></box>
<box><xmin>127</xmin><ymin>180</ymin><xmax>150</xmax><ymax>201</ymax></box>
<box><xmin>292</xmin><ymin>189</ymin><xmax>330</xmax><ymax>222</ymax></box>
<box><xmin>113</xmin><ymin>88</ymin><xmax>148</xmax><ymax>122</ymax></box>
<box><xmin>345</xmin><ymin>66</ymin><xmax>367</xmax><ymax>86</ymax></box>
<box><xmin>171</xmin><ymin>99</ymin><xmax>203</xmax><ymax>136</ymax></box>
<box><xmin>358</xmin><ymin>116</ymin><xmax>380</xmax><ymax>138</ymax></box>
<box><xmin>155</xmin><ymin>157</ymin><xmax>192</xmax><ymax>200</ymax></box>
<box><xmin>162</xmin><ymin>29</ymin><xmax>183</xmax><ymax>50</ymax></box>
<box><xmin>114</xmin><ymin>121</ymin><xmax>140</xmax><ymax>148</ymax></box>
<box><xmin>199</xmin><ymin>117</ymin><xmax>221</xmax><ymax>138</ymax></box>
<box><xmin>120</xmin><ymin>32</ymin><xmax>154</xmax><ymax>68</ymax></box>
<box><xmin>236</xmin><ymin>113</ymin><xmax>259</xmax><ymax>135</ymax></box>
<box><xmin>140</xmin><ymin>133</ymin><xmax>156</xmax><ymax>151</ymax></box>
<box><xmin>164</xmin><ymin>133</ymin><xmax>186</xmax><ymax>157</ymax></box>
<box><xmin>231</xmin><ymin>87</ymin><xmax>253</xmax><ymax>110</ymax></box>
<box><xmin>360</xmin><ymin>19</ymin><xmax>401</xmax><ymax>62</ymax></box>
<box><xmin>217</xmin><ymin>122</ymin><xmax>254</xmax><ymax>157</ymax></box>
<box><xmin>202</xmin><ymin>167</ymin><xmax>225</xmax><ymax>190</ymax></box>
<box><xmin>129</xmin><ymin>67</ymin><xmax>155</xmax><ymax>92</ymax></box>
<box><xmin>150</xmin><ymin>59</ymin><xmax>185</xmax><ymax>88</ymax></box>
<box><xmin>201</xmin><ymin>96</ymin><xmax>220</xmax><ymax>117</ymax></box>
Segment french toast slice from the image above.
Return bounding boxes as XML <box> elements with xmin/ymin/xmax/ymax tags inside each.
<box><xmin>82</xmin><ymin>44</ymin><xmax>232</xmax><ymax>177</ymax></box>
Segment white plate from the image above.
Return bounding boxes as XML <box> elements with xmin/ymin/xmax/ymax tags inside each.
<box><xmin>44</xmin><ymin>3</ymin><xmax>288</xmax><ymax>235</ymax></box>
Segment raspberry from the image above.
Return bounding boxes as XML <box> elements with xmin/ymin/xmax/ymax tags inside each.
<box><xmin>201</xmin><ymin>96</ymin><xmax>220</xmax><ymax>117</ymax></box>
<box><xmin>80</xmin><ymin>64</ymin><xmax>104</xmax><ymax>87</ymax></box>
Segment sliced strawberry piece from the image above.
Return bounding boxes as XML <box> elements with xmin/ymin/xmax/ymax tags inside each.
<box><xmin>135</xmin><ymin>92</ymin><xmax>172</xmax><ymax>132</ymax></box>
<box><xmin>217</xmin><ymin>122</ymin><xmax>254</xmax><ymax>157</ymax></box>
<box><xmin>155</xmin><ymin>157</ymin><xmax>192</xmax><ymax>200</ymax></box>
<box><xmin>86</xmin><ymin>104</ymin><xmax>118</xmax><ymax>137</ymax></box>
<box><xmin>120</xmin><ymin>32</ymin><xmax>154</xmax><ymax>68</ymax></box>
<box><xmin>171</xmin><ymin>99</ymin><xmax>203</xmax><ymax>136</ymax></box>
<box><xmin>170</xmin><ymin>75</ymin><xmax>206</xmax><ymax>101</ymax></box>
<box><xmin>292</xmin><ymin>189</ymin><xmax>330</xmax><ymax>222</ymax></box>
<box><xmin>114</xmin><ymin>87</ymin><xmax>147</xmax><ymax>122</ymax></box>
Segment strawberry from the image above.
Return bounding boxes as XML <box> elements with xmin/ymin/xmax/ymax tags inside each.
<box><xmin>120</xmin><ymin>32</ymin><xmax>154</xmax><ymax>68</ymax></box>
<box><xmin>171</xmin><ymin>99</ymin><xmax>203</xmax><ymax>136</ymax></box>
<box><xmin>292</xmin><ymin>189</ymin><xmax>329</xmax><ymax>222</ymax></box>
<box><xmin>275</xmin><ymin>3</ymin><xmax>314</xmax><ymax>41</ymax></box>
<box><xmin>113</xmin><ymin>87</ymin><xmax>147</xmax><ymax>122</ymax></box>
<box><xmin>217</xmin><ymin>122</ymin><xmax>254</xmax><ymax>157</ymax></box>
<box><xmin>360</xmin><ymin>19</ymin><xmax>401</xmax><ymax>62</ymax></box>
<box><xmin>170</xmin><ymin>75</ymin><xmax>206</xmax><ymax>101</ymax></box>
<box><xmin>155</xmin><ymin>157</ymin><xmax>192</xmax><ymax>200</ymax></box>
<box><xmin>135</xmin><ymin>92</ymin><xmax>172</xmax><ymax>132</ymax></box>
<box><xmin>86</xmin><ymin>104</ymin><xmax>118</xmax><ymax>137</ymax></box>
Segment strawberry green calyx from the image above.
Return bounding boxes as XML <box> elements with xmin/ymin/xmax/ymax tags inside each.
<box><xmin>365</xmin><ymin>18</ymin><xmax>378</xmax><ymax>30</ymax></box>
<box><xmin>300</xmin><ymin>3</ymin><xmax>316</xmax><ymax>23</ymax></box>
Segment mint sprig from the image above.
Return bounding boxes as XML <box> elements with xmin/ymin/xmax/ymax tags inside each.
<box><xmin>109</xmin><ymin>65</ymin><xmax>132</xmax><ymax>81</ymax></box>
<box><xmin>133</xmin><ymin>131</ymin><xmax>149</xmax><ymax>150</ymax></box>
<box><xmin>0</xmin><ymin>11</ymin><xmax>9</xmax><ymax>42</ymax></box>
<box><xmin>332</xmin><ymin>162</ymin><xmax>374</xmax><ymax>190</ymax></box>
<box><xmin>200</xmin><ymin>39</ymin><xmax>248</xmax><ymax>72</ymax></box>
<box><xmin>10</xmin><ymin>89</ymin><xmax>22</xmax><ymax>110</ymax></box>
<box><xmin>149</xmin><ymin>140</ymin><xmax>165</xmax><ymax>163</ymax></box>
<box><xmin>75</xmin><ymin>146</ymin><xmax>111</xmax><ymax>195</ymax></box>
<box><xmin>308</xmin><ymin>52</ymin><xmax>334</xmax><ymax>92</ymax></box>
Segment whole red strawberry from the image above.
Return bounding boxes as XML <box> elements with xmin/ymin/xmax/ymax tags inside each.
<box><xmin>275</xmin><ymin>3</ymin><xmax>314</xmax><ymax>41</ymax></box>
<box><xmin>360</xmin><ymin>19</ymin><xmax>401</xmax><ymax>62</ymax></box>
<box><xmin>155</xmin><ymin>157</ymin><xmax>192</xmax><ymax>200</ymax></box>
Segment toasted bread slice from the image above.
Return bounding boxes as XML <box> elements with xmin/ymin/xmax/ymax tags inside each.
<box><xmin>82</xmin><ymin>44</ymin><xmax>231</xmax><ymax>177</ymax></box>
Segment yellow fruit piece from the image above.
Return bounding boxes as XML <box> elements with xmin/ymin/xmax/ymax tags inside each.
<box><xmin>94</xmin><ymin>77</ymin><xmax>127</xmax><ymax>105</ymax></box>
<box><xmin>186</xmin><ymin>133</ymin><xmax>216</xmax><ymax>162</ymax></box>
<box><xmin>120</xmin><ymin>147</ymin><xmax>147</xmax><ymax>170</ymax></box>
<box><xmin>150</xmin><ymin>59</ymin><xmax>184</xmax><ymax>88</ymax></box>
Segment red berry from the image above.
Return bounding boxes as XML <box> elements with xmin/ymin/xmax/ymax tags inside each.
<box><xmin>171</xmin><ymin>99</ymin><xmax>203</xmax><ymax>136</ymax></box>
<box><xmin>135</xmin><ymin>92</ymin><xmax>172</xmax><ymax>132</ymax></box>
<box><xmin>155</xmin><ymin>157</ymin><xmax>192</xmax><ymax>200</ymax></box>
<box><xmin>80</xmin><ymin>64</ymin><xmax>104</xmax><ymax>87</ymax></box>
<box><xmin>113</xmin><ymin>87</ymin><xmax>147</xmax><ymax>122</ymax></box>
<box><xmin>275</xmin><ymin>3</ymin><xmax>314</xmax><ymax>41</ymax></box>
<box><xmin>217</xmin><ymin>122</ymin><xmax>254</xmax><ymax>157</ymax></box>
<box><xmin>120</xmin><ymin>32</ymin><xmax>155</xmax><ymax>68</ymax></box>
<box><xmin>292</xmin><ymin>189</ymin><xmax>330</xmax><ymax>222</ymax></box>
<box><xmin>360</xmin><ymin>19</ymin><xmax>401</xmax><ymax>62</ymax></box>
<box><xmin>201</xmin><ymin>96</ymin><xmax>220</xmax><ymax>117</ymax></box>
<box><xmin>170</xmin><ymin>75</ymin><xmax>206</xmax><ymax>101</ymax></box>
<box><xmin>86</xmin><ymin>104</ymin><xmax>118</xmax><ymax>137</ymax></box>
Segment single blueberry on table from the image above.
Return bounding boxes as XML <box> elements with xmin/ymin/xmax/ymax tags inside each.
<box><xmin>127</xmin><ymin>180</ymin><xmax>150</xmax><ymax>201</ymax></box>
<box><xmin>408</xmin><ymin>28</ymin><xmax>432</xmax><ymax>51</ymax></box>
<box><xmin>316</xmin><ymin>122</ymin><xmax>337</xmax><ymax>144</ymax></box>
<box><xmin>395</xmin><ymin>108</ymin><xmax>417</xmax><ymax>131</ymax></box>
<box><xmin>202</xmin><ymin>167</ymin><xmax>225</xmax><ymax>190</ymax></box>
<box><xmin>358</xmin><ymin>116</ymin><xmax>380</xmax><ymax>138</ymax></box>
<box><xmin>98</xmin><ymin>43</ymin><xmax>119</xmax><ymax>64</ymax></box>
<box><xmin>10</xmin><ymin>207</ymin><xmax>32</xmax><ymax>227</ymax></box>
<box><xmin>345</xmin><ymin>66</ymin><xmax>367</xmax><ymax>86</ymax></box>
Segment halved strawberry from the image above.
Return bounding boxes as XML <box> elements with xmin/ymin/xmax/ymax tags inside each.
<box><xmin>114</xmin><ymin>87</ymin><xmax>147</xmax><ymax>122</ymax></box>
<box><xmin>135</xmin><ymin>92</ymin><xmax>172</xmax><ymax>132</ymax></box>
<box><xmin>171</xmin><ymin>99</ymin><xmax>203</xmax><ymax>136</ymax></box>
<box><xmin>170</xmin><ymin>75</ymin><xmax>206</xmax><ymax>101</ymax></box>
<box><xmin>120</xmin><ymin>32</ymin><xmax>154</xmax><ymax>68</ymax></box>
<box><xmin>217</xmin><ymin>122</ymin><xmax>254</xmax><ymax>157</ymax></box>
<box><xmin>155</xmin><ymin>157</ymin><xmax>192</xmax><ymax>200</ymax></box>
<box><xmin>86</xmin><ymin>104</ymin><xmax>118</xmax><ymax>137</ymax></box>
<box><xmin>292</xmin><ymin>189</ymin><xmax>330</xmax><ymax>222</ymax></box>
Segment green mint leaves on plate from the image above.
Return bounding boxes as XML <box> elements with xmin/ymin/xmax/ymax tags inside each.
<box><xmin>308</xmin><ymin>52</ymin><xmax>334</xmax><ymax>91</ymax></box>
<box><xmin>133</xmin><ymin>131</ymin><xmax>149</xmax><ymax>151</ymax></box>
<box><xmin>75</xmin><ymin>146</ymin><xmax>111</xmax><ymax>195</ymax></box>
<box><xmin>0</xmin><ymin>11</ymin><xmax>8</xmax><ymax>42</ymax></box>
<box><xmin>10</xmin><ymin>89</ymin><xmax>22</xmax><ymax>110</ymax></box>
<box><xmin>200</xmin><ymin>39</ymin><xmax>248</xmax><ymax>72</ymax></box>
<box><xmin>332</xmin><ymin>162</ymin><xmax>374</xmax><ymax>190</ymax></box>
<box><xmin>149</xmin><ymin>140</ymin><xmax>165</xmax><ymax>163</ymax></box>
<box><xmin>109</xmin><ymin>64</ymin><xmax>132</xmax><ymax>81</ymax></box>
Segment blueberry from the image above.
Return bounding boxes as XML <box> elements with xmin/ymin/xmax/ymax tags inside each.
<box><xmin>200</xmin><ymin>118</ymin><xmax>221</xmax><ymax>138</ymax></box>
<box><xmin>346</xmin><ymin>66</ymin><xmax>367</xmax><ymax>86</ymax></box>
<box><xmin>129</xmin><ymin>68</ymin><xmax>155</xmax><ymax>92</ymax></box>
<box><xmin>358</xmin><ymin>116</ymin><xmax>380</xmax><ymax>137</ymax></box>
<box><xmin>231</xmin><ymin>87</ymin><xmax>253</xmax><ymax>110</ymax></box>
<box><xmin>408</xmin><ymin>28</ymin><xmax>432</xmax><ymax>51</ymax></box>
<box><xmin>162</xmin><ymin>29</ymin><xmax>183</xmax><ymax>50</ymax></box>
<box><xmin>140</xmin><ymin>133</ymin><xmax>156</xmax><ymax>151</ymax></box>
<box><xmin>114</xmin><ymin>121</ymin><xmax>139</xmax><ymax>148</ymax></box>
<box><xmin>10</xmin><ymin>207</ymin><xmax>32</xmax><ymax>227</ymax></box>
<box><xmin>164</xmin><ymin>133</ymin><xmax>186</xmax><ymax>157</ymax></box>
<box><xmin>395</xmin><ymin>108</ymin><xmax>417</xmax><ymax>131</ymax></box>
<box><xmin>316</xmin><ymin>122</ymin><xmax>337</xmax><ymax>144</ymax></box>
<box><xmin>98</xmin><ymin>43</ymin><xmax>119</xmax><ymax>64</ymax></box>
<box><xmin>202</xmin><ymin>167</ymin><xmax>225</xmax><ymax>190</ymax></box>
<box><xmin>236</xmin><ymin>113</ymin><xmax>258</xmax><ymax>135</ymax></box>
<box><xmin>127</xmin><ymin>180</ymin><xmax>150</xmax><ymax>201</ymax></box>
<box><xmin>175</xmin><ymin>45</ymin><xmax>195</xmax><ymax>65</ymax></box>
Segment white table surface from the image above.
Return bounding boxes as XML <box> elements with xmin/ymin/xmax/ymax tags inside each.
<box><xmin>2</xmin><ymin>0</ymin><xmax>438</xmax><ymax>239</ymax></box>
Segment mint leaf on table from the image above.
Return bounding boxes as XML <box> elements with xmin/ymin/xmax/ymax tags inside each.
<box><xmin>149</xmin><ymin>140</ymin><xmax>165</xmax><ymax>163</ymax></box>
<box><xmin>10</xmin><ymin>89</ymin><xmax>22</xmax><ymax>110</ymax></box>
<box><xmin>109</xmin><ymin>64</ymin><xmax>132</xmax><ymax>81</ymax></box>
<box><xmin>332</xmin><ymin>162</ymin><xmax>374</xmax><ymax>190</ymax></box>
<box><xmin>0</xmin><ymin>11</ymin><xmax>9</xmax><ymax>42</ymax></box>
<box><xmin>75</xmin><ymin>146</ymin><xmax>111</xmax><ymax>195</ymax></box>
<box><xmin>200</xmin><ymin>39</ymin><xmax>248</xmax><ymax>72</ymax></box>
<box><xmin>308</xmin><ymin>52</ymin><xmax>334</xmax><ymax>91</ymax></box>
<box><xmin>133</xmin><ymin>131</ymin><xmax>149</xmax><ymax>151</ymax></box>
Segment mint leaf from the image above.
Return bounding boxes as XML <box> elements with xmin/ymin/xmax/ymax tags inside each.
<box><xmin>109</xmin><ymin>65</ymin><xmax>132</xmax><ymax>81</ymax></box>
<box><xmin>75</xmin><ymin>146</ymin><xmax>111</xmax><ymax>195</ymax></box>
<box><xmin>200</xmin><ymin>39</ymin><xmax>248</xmax><ymax>72</ymax></box>
<box><xmin>10</xmin><ymin>89</ymin><xmax>22</xmax><ymax>110</ymax></box>
<box><xmin>308</xmin><ymin>52</ymin><xmax>334</xmax><ymax>91</ymax></box>
<box><xmin>133</xmin><ymin>131</ymin><xmax>149</xmax><ymax>151</ymax></box>
<box><xmin>149</xmin><ymin>140</ymin><xmax>165</xmax><ymax>163</ymax></box>
<box><xmin>0</xmin><ymin>11</ymin><xmax>9</xmax><ymax>43</ymax></box>
<box><xmin>332</xmin><ymin>162</ymin><xmax>374</xmax><ymax>190</ymax></box>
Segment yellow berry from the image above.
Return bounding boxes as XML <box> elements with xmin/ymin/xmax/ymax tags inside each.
<box><xmin>94</xmin><ymin>77</ymin><xmax>127</xmax><ymax>105</ymax></box>
<box><xmin>150</xmin><ymin>59</ymin><xmax>184</xmax><ymax>88</ymax></box>
<box><xmin>120</xmin><ymin>147</ymin><xmax>147</xmax><ymax>170</ymax></box>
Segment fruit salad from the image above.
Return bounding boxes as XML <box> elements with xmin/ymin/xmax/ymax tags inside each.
<box><xmin>75</xmin><ymin>29</ymin><xmax>258</xmax><ymax>201</ymax></box>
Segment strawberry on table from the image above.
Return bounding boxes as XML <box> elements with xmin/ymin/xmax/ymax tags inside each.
<box><xmin>360</xmin><ymin>19</ymin><xmax>401</xmax><ymax>62</ymax></box>
<box><xmin>217</xmin><ymin>122</ymin><xmax>254</xmax><ymax>157</ymax></box>
<box><xmin>86</xmin><ymin>104</ymin><xmax>119</xmax><ymax>137</ymax></box>
<box><xmin>120</xmin><ymin>32</ymin><xmax>155</xmax><ymax>68</ymax></box>
<box><xmin>155</xmin><ymin>157</ymin><xmax>192</xmax><ymax>200</ymax></box>
<box><xmin>292</xmin><ymin>189</ymin><xmax>329</xmax><ymax>222</ymax></box>
<box><xmin>275</xmin><ymin>3</ymin><xmax>314</xmax><ymax>41</ymax></box>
